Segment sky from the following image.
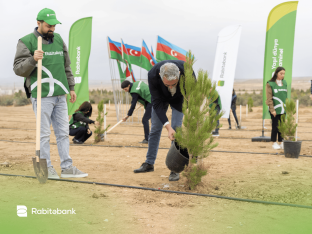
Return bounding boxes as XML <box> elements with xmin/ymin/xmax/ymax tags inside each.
<box><xmin>1</xmin><ymin>0</ymin><xmax>312</xmax><ymax>88</ymax></box>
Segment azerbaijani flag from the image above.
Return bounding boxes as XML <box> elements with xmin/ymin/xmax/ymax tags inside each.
<box><xmin>140</xmin><ymin>40</ymin><xmax>157</xmax><ymax>71</ymax></box>
<box><xmin>121</xmin><ymin>39</ymin><xmax>131</xmax><ymax>64</ymax></box>
<box><xmin>151</xmin><ymin>46</ymin><xmax>155</xmax><ymax>57</ymax></box>
<box><xmin>156</xmin><ymin>36</ymin><xmax>187</xmax><ymax>61</ymax></box>
<box><xmin>117</xmin><ymin>60</ymin><xmax>126</xmax><ymax>83</ymax></box>
<box><xmin>107</xmin><ymin>37</ymin><xmax>123</xmax><ymax>61</ymax></box>
<box><xmin>126</xmin><ymin>64</ymin><xmax>136</xmax><ymax>82</ymax></box>
<box><xmin>124</xmin><ymin>44</ymin><xmax>141</xmax><ymax>67</ymax></box>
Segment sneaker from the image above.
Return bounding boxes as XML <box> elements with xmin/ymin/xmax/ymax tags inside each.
<box><xmin>236</xmin><ymin>125</ymin><xmax>241</xmax><ymax>129</ymax></box>
<box><xmin>139</xmin><ymin>139</ymin><xmax>148</xmax><ymax>144</ymax></box>
<box><xmin>280</xmin><ymin>142</ymin><xmax>284</xmax><ymax>150</ymax></box>
<box><xmin>48</xmin><ymin>167</ymin><xmax>60</xmax><ymax>179</ymax></box>
<box><xmin>212</xmin><ymin>131</ymin><xmax>219</xmax><ymax>137</ymax></box>
<box><xmin>73</xmin><ymin>139</ymin><xmax>84</xmax><ymax>144</ymax></box>
<box><xmin>272</xmin><ymin>142</ymin><xmax>281</xmax><ymax>150</ymax></box>
<box><xmin>61</xmin><ymin>165</ymin><xmax>88</xmax><ymax>178</ymax></box>
<box><xmin>228</xmin><ymin>126</ymin><xmax>232</xmax><ymax>130</ymax></box>
<box><xmin>169</xmin><ymin>171</ymin><xmax>180</xmax><ymax>181</ymax></box>
<box><xmin>134</xmin><ymin>162</ymin><xmax>154</xmax><ymax>173</ymax></box>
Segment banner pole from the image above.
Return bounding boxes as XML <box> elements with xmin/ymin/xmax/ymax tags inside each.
<box><xmin>246</xmin><ymin>104</ymin><xmax>248</xmax><ymax>118</ymax></box>
<box><xmin>296</xmin><ymin>99</ymin><xmax>299</xmax><ymax>141</ymax></box>
<box><xmin>104</xmin><ymin>104</ymin><xmax>107</xmax><ymax>140</ymax></box>
<box><xmin>240</xmin><ymin>105</ymin><xmax>242</xmax><ymax>126</ymax></box>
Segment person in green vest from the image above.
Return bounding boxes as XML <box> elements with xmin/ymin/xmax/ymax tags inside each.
<box><xmin>121</xmin><ymin>80</ymin><xmax>152</xmax><ymax>144</ymax></box>
<box><xmin>209</xmin><ymin>90</ymin><xmax>222</xmax><ymax>137</ymax></box>
<box><xmin>69</xmin><ymin>101</ymin><xmax>95</xmax><ymax>144</ymax></box>
<box><xmin>266</xmin><ymin>67</ymin><xmax>287</xmax><ymax>150</ymax></box>
<box><xmin>13</xmin><ymin>8</ymin><xmax>88</xmax><ymax>179</ymax></box>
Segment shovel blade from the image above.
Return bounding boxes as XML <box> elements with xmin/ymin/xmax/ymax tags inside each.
<box><xmin>32</xmin><ymin>157</ymin><xmax>48</xmax><ymax>184</ymax></box>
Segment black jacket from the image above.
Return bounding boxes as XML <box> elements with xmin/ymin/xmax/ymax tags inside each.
<box><xmin>71</xmin><ymin>113</ymin><xmax>95</xmax><ymax>129</ymax></box>
<box><xmin>148</xmin><ymin>60</ymin><xmax>195</xmax><ymax>125</ymax></box>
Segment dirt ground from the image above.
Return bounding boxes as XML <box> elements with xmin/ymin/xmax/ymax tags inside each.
<box><xmin>1</xmin><ymin>104</ymin><xmax>312</xmax><ymax>233</ymax></box>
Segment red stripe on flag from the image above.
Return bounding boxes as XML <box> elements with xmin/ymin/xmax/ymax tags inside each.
<box><xmin>142</xmin><ymin>47</ymin><xmax>155</xmax><ymax>66</ymax></box>
<box><xmin>109</xmin><ymin>43</ymin><xmax>122</xmax><ymax>55</ymax></box>
<box><xmin>156</xmin><ymin>43</ymin><xmax>186</xmax><ymax>61</ymax></box>
<box><xmin>127</xmin><ymin>48</ymin><xmax>141</xmax><ymax>57</ymax></box>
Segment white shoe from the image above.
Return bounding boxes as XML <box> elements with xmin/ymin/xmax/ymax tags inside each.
<box><xmin>272</xmin><ymin>142</ymin><xmax>281</xmax><ymax>150</ymax></box>
<box><xmin>48</xmin><ymin>167</ymin><xmax>60</xmax><ymax>179</ymax></box>
<box><xmin>280</xmin><ymin>142</ymin><xmax>284</xmax><ymax>150</ymax></box>
<box><xmin>61</xmin><ymin>165</ymin><xmax>88</xmax><ymax>178</ymax></box>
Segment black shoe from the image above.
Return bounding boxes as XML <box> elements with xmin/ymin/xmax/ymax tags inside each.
<box><xmin>169</xmin><ymin>171</ymin><xmax>180</xmax><ymax>181</ymax></box>
<box><xmin>236</xmin><ymin>125</ymin><xmax>241</xmax><ymax>129</ymax></box>
<box><xmin>73</xmin><ymin>139</ymin><xmax>84</xmax><ymax>144</ymax></box>
<box><xmin>134</xmin><ymin>163</ymin><xmax>154</xmax><ymax>173</ymax></box>
<box><xmin>212</xmin><ymin>131</ymin><xmax>219</xmax><ymax>137</ymax></box>
<box><xmin>139</xmin><ymin>139</ymin><xmax>148</xmax><ymax>144</ymax></box>
<box><xmin>228</xmin><ymin>126</ymin><xmax>232</xmax><ymax>130</ymax></box>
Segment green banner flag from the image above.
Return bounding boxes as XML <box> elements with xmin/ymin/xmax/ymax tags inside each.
<box><xmin>262</xmin><ymin>1</ymin><xmax>298</xmax><ymax>119</ymax></box>
<box><xmin>67</xmin><ymin>17</ymin><xmax>92</xmax><ymax>115</ymax></box>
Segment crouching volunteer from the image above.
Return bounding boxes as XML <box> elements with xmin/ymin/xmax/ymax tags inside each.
<box><xmin>133</xmin><ymin>61</ymin><xmax>195</xmax><ymax>182</ymax></box>
<box><xmin>121</xmin><ymin>80</ymin><xmax>152</xmax><ymax>144</ymax></box>
<box><xmin>69</xmin><ymin>101</ymin><xmax>95</xmax><ymax>144</ymax></box>
<box><xmin>13</xmin><ymin>8</ymin><xmax>88</xmax><ymax>179</ymax></box>
<box><xmin>266</xmin><ymin>67</ymin><xmax>287</xmax><ymax>150</ymax></box>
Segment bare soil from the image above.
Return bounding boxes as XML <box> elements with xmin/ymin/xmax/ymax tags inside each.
<box><xmin>1</xmin><ymin>104</ymin><xmax>312</xmax><ymax>233</ymax></box>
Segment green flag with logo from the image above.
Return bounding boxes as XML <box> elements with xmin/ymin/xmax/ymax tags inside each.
<box><xmin>67</xmin><ymin>17</ymin><xmax>92</xmax><ymax>115</ymax></box>
<box><xmin>262</xmin><ymin>1</ymin><xmax>298</xmax><ymax>119</ymax></box>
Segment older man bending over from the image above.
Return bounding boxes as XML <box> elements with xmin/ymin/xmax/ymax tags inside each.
<box><xmin>133</xmin><ymin>60</ymin><xmax>195</xmax><ymax>181</ymax></box>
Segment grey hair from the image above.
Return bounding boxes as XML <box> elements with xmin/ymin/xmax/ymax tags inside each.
<box><xmin>159</xmin><ymin>63</ymin><xmax>180</xmax><ymax>81</ymax></box>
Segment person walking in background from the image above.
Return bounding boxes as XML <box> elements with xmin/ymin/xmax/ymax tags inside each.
<box><xmin>228</xmin><ymin>89</ymin><xmax>240</xmax><ymax>129</ymax></box>
<box><xmin>266</xmin><ymin>67</ymin><xmax>287</xmax><ymax>150</ymax></box>
<box><xmin>121</xmin><ymin>80</ymin><xmax>152</xmax><ymax>144</ymax></box>
<box><xmin>69</xmin><ymin>101</ymin><xmax>95</xmax><ymax>144</ymax></box>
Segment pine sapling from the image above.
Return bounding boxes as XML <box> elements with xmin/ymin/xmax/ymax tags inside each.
<box><xmin>278</xmin><ymin>98</ymin><xmax>297</xmax><ymax>141</ymax></box>
<box><xmin>175</xmin><ymin>51</ymin><xmax>223</xmax><ymax>190</ymax></box>
<box><xmin>94</xmin><ymin>100</ymin><xmax>110</xmax><ymax>143</ymax></box>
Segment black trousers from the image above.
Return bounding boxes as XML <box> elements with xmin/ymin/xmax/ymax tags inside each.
<box><xmin>69</xmin><ymin>126</ymin><xmax>92</xmax><ymax>143</ymax></box>
<box><xmin>270</xmin><ymin>113</ymin><xmax>283</xmax><ymax>142</ymax></box>
<box><xmin>142</xmin><ymin>103</ymin><xmax>152</xmax><ymax>141</ymax></box>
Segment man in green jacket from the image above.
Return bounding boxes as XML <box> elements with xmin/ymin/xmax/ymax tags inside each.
<box><xmin>13</xmin><ymin>8</ymin><xmax>88</xmax><ymax>179</ymax></box>
<box><xmin>121</xmin><ymin>80</ymin><xmax>152</xmax><ymax>144</ymax></box>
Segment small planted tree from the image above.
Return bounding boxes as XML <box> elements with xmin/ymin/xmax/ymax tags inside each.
<box><xmin>247</xmin><ymin>97</ymin><xmax>253</xmax><ymax>112</ymax></box>
<box><xmin>175</xmin><ymin>51</ymin><xmax>223</xmax><ymax>190</ymax></box>
<box><xmin>94</xmin><ymin>100</ymin><xmax>110</xmax><ymax>143</ymax></box>
<box><xmin>278</xmin><ymin>98</ymin><xmax>297</xmax><ymax>141</ymax></box>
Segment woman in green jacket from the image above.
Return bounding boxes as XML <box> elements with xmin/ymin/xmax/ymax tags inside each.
<box><xmin>266</xmin><ymin>67</ymin><xmax>287</xmax><ymax>150</ymax></box>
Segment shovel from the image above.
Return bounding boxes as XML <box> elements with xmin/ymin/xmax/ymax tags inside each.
<box><xmin>32</xmin><ymin>36</ymin><xmax>48</xmax><ymax>184</ymax></box>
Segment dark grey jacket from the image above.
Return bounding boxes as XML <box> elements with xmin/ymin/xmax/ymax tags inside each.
<box><xmin>13</xmin><ymin>28</ymin><xmax>75</xmax><ymax>98</ymax></box>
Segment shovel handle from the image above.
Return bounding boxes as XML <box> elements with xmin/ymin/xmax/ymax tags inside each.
<box><xmin>36</xmin><ymin>36</ymin><xmax>42</xmax><ymax>153</ymax></box>
<box><xmin>106</xmin><ymin>105</ymin><xmax>142</xmax><ymax>133</ymax></box>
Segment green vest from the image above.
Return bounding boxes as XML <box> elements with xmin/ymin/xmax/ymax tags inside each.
<box><xmin>69</xmin><ymin>111</ymin><xmax>88</xmax><ymax>129</ymax></box>
<box><xmin>130</xmin><ymin>81</ymin><xmax>151</xmax><ymax>107</ymax></box>
<box><xmin>209</xmin><ymin>90</ymin><xmax>222</xmax><ymax>110</ymax></box>
<box><xmin>268</xmin><ymin>80</ymin><xmax>287</xmax><ymax>115</ymax></box>
<box><xmin>20</xmin><ymin>33</ymin><xmax>69</xmax><ymax>98</ymax></box>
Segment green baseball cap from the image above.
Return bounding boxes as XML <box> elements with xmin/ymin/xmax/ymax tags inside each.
<box><xmin>36</xmin><ymin>8</ymin><xmax>61</xmax><ymax>25</ymax></box>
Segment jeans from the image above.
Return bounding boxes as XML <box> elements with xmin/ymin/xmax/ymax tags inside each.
<box><xmin>69</xmin><ymin>126</ymin><xmax>92</xmax><ymax>142</ymax></box>
<box><xmin>31</xmin><ymin>95</ymin><xmax>72</xmax><ymax>169</ymax></box>
<box><xmin>142</xmin><ymin>103</ymin><xmax>152</xmax><ymax>141</ymax></box>
<box><xmin>214</xmin><ymin>105</ymin><xmax>220</xmax><ymax>133</ymax></box>
<box><xmin>145</xmin><ymin>106</ymin><xmax>184</xmax><ymax>165</ymax></box>
<box><xmin>228</xmin><ymin>107</ymin><xmax>239</xmax><ymax>127</ymax></box>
